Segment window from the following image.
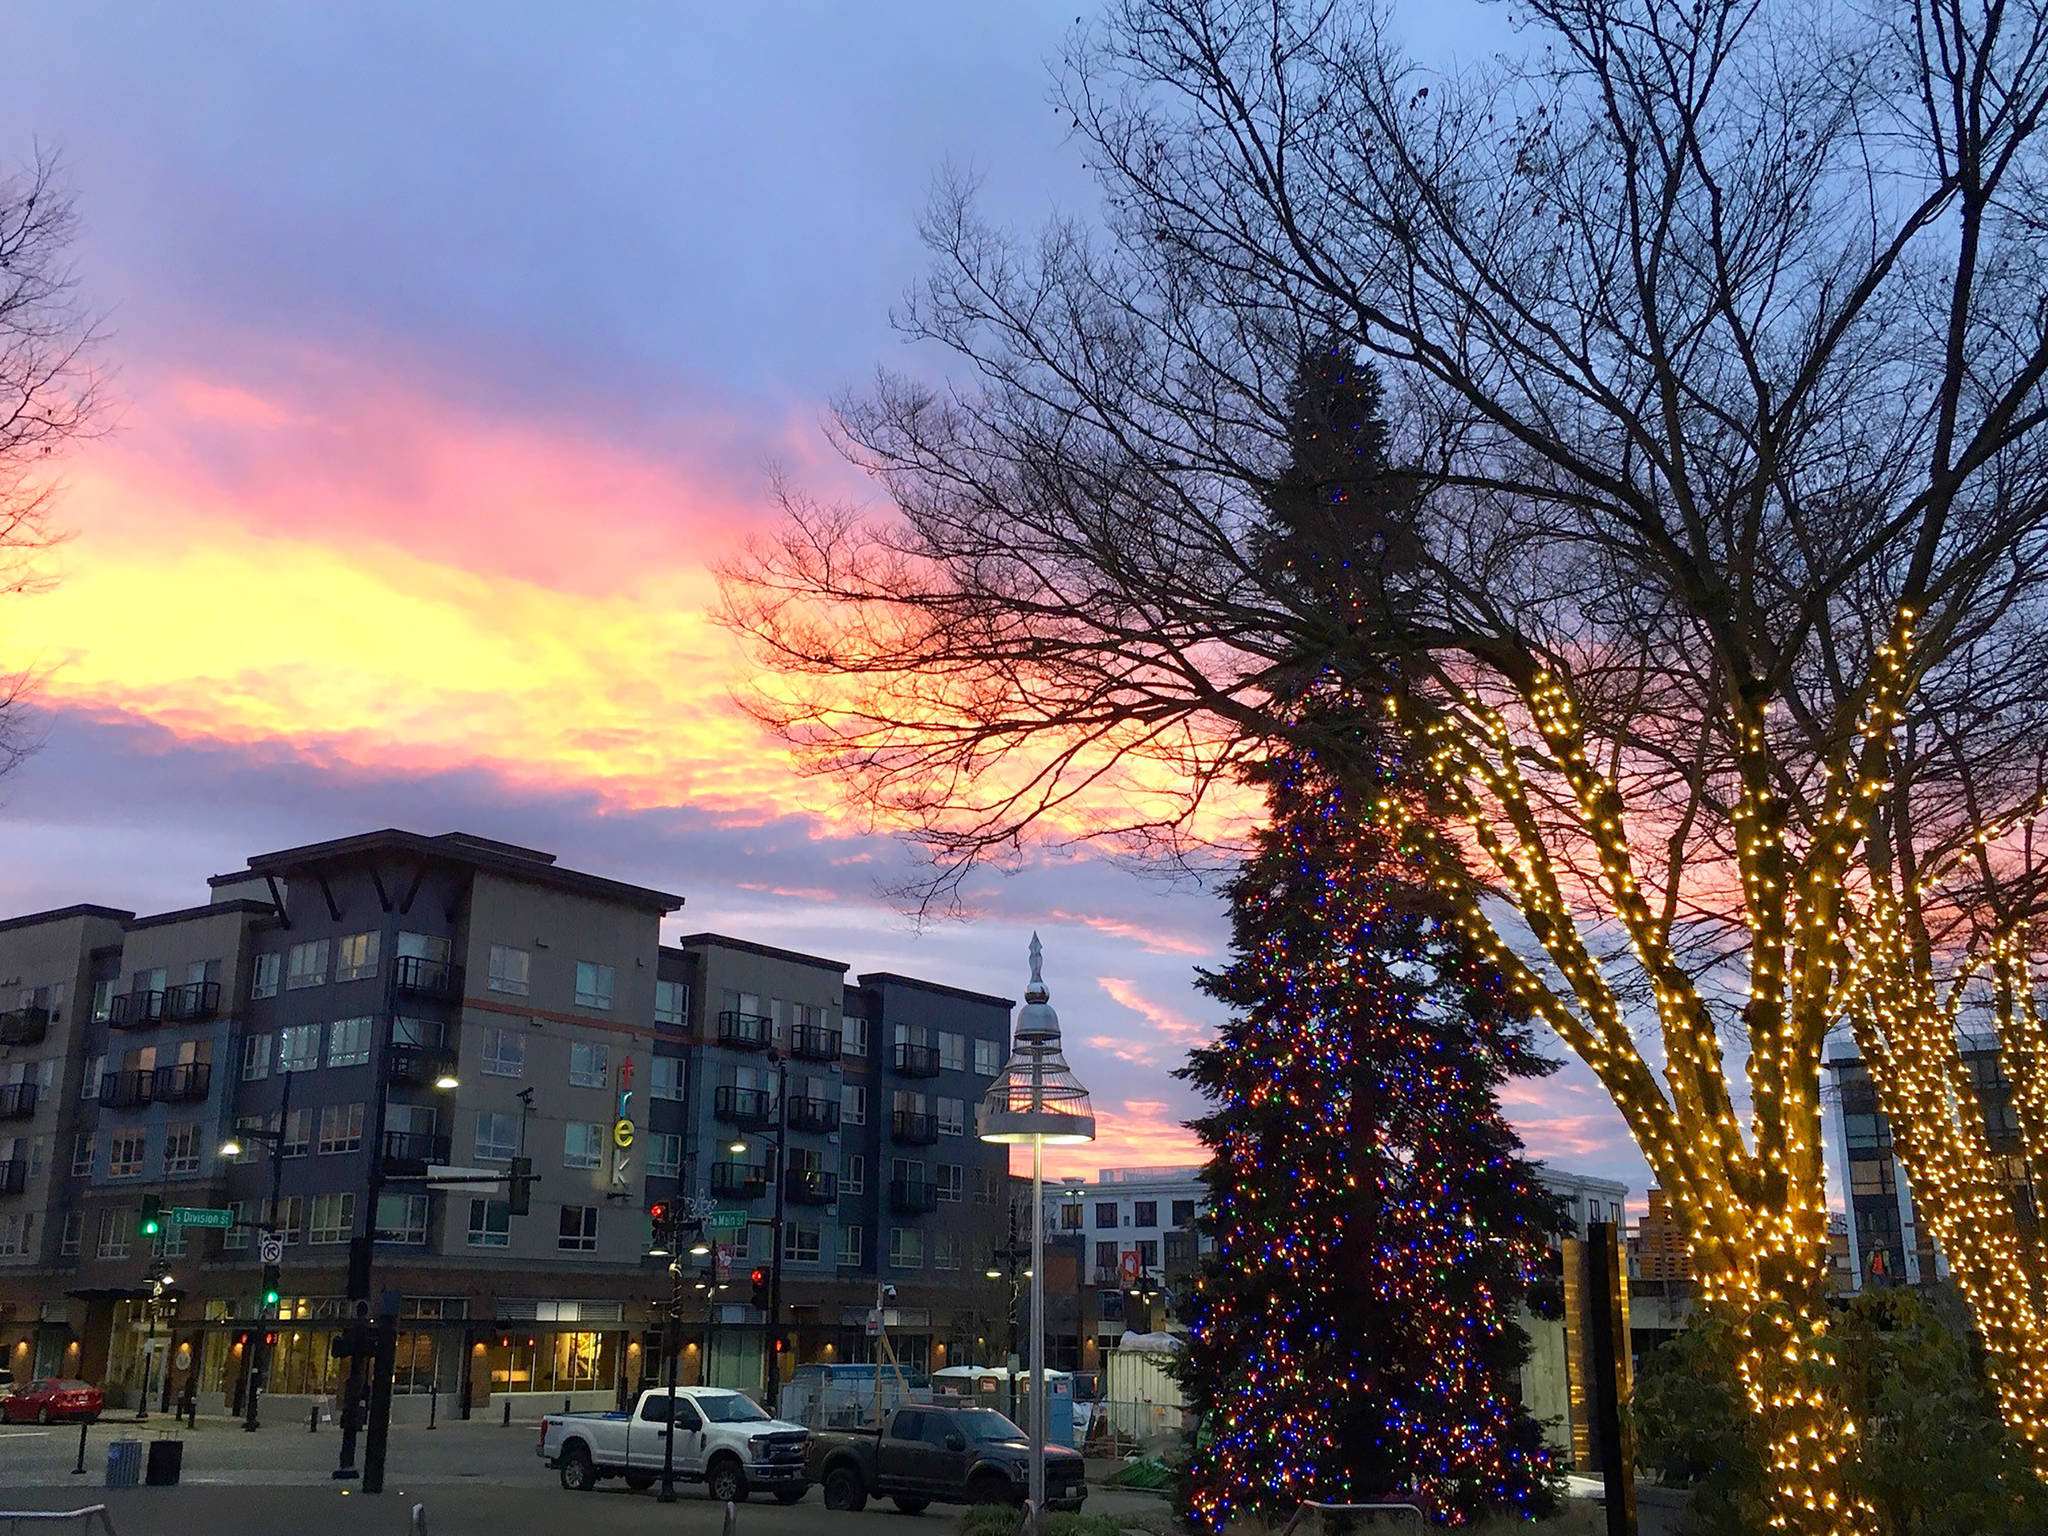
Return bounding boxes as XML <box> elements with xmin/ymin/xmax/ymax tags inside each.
<box><xmin>889</xmin><ymin>1227</ymin><xmax>923</xmax><ymax>1269</ymax></box>
<box><xmin>482</xmin><ymin>1027</ymin><xmax>524</xmax><ymax>1078</ymax></box>
<box><xmin>574</xmin><ymin>962</ymin><xmax>615</xmax><ymax>1011</ymax></box>
<box><xmin>558</xmin><ymin>1205</ymin><xmax>599</xmax><ymax>1252</ymax></box>
<box><xmin>96</xmin><ymin>1209</ymin><xmax>131</xmax><ymax>1260</ymax></box>
<box><xmin>163</xmin><ymin>1125</ymin><xmax>201</xmax><ymax>1176</ymax></box>
<box><xmin>107</xmin><ymin>1135</ymin><xmax>145</xmax><ymax>1178</ymax></box>
<box><xmin>467</xmin><ymin>1198</ymin><xmax>511</xmax><ymax>1248</ymax></box>
<box><xmin>1172</xmin><ymin>1199</ymin><xmax>1198</xmax><ymax>1227</ymax></box>
<box><xmin>475</xmin><ymin>1112</ymin><xmax>519</xmax><ymax>1163</ymax></box>
<box><xmin>275</xmin><ymin>1195</ymin><xmax>306</xmax><ymax>1245</ymax></box>
<box><xmin>1136</xmin><ymin>1239</ymin><xmax>1159</xmax><ymax>1269</ymax></box>
<box><xmin>222</xmin><ymin>1201</ymin><xmax>250</xmax><ymax>1252</ymax></box>
<box><xmin>398</xmin><ymin>931</ymin><xmax>452</xmax><ymax>964</ymax></box>
<box><xmin>840</xmin><ymin>1153</ymin><xmax>865</xmax><ymax>1194</ymax></box>
<box><xmin>326</xmin><ymin>1017</ymin><xmax>373</xmax><ymax>1068</ymax></box>
<box><xmin>0</xmin><ymin>1212</ymin><xmax>30</xmax><ymax>1259</ymax></box>
<box><xmin>648</xmin><ymin>1133</ymin><xmax>683</xmax><ymax>1178</ymax></box>
<box><xmin>563</xmin><ymin>1122</ymin><xmax>605</xmax><ymax>1170</ymax></box>
<box><xmin>1060</xmin><ymin>1203</ymin><xmax>1084</xmax><ymax>1231</ymax></box>
<box><xmin>938</xmin><ymin>1032</ymin><xmax>966</xmax><ymax>1072</ymax></box>
<box><xmin>650</xmin><ymin>1056</ymin><xmax>684</xmax><ymax>1101</ymax></box>
<box><xmin>79</xmin><ymin>1055</ymin><xmax>102</xmax><ymax>1102</ymax></box>
<box><xmin>1096</xmin><ymin>1240</ymin><xmax>1119</xmax><ymax>1273</ymax></box>
<box><xmin>318</xmin><ymin>1102</ymin><xmax>365</xmax><ymax>1155</ymax></box>
<box><xmin>841</xmin><ymin>1084</ymin><xmax>867</xmax><ymax>1126</ymax></box>
<box><xmin>842</xmin><ymin>1016</ymin><xmax>868</xmax><ymax>1058</ymax></box>
<box><xmin>840</xmin><ymin>1225</ymin><xmax>864</xmax><ymax>1266</ymax></box>
<box><xmin>286</xmin><ymin>939</ymin><xmax>330</xmax><ymax>990</ymax></box>
<box><xmin>278</xmin><ymin>1025</ymin><xmax>321</xmax><ymax>1073</ymax></box>
<box><xmin>60</xmin><ymin>1210</ymin><xmax>80</xmax><ymax>1257</ymax></box>
<box><xmin>392</xmin><ymin>1015</ymin><xmax>445</xmax><ymax>1049</ymax></box>
<box><xmin>282</xmin><ymin>1109</ymin><xmax>312</xmax><ymax>1157</ymax></box>
<box><xmin>973</xmin><ymin>1168</ymin><xmax>1002</xmax><ymax>1206</ymax></box>
<box><xmin>1095</xmin><ymin>1202</ymin><xmax>1119</xmax><ymax>1229</ymax></box>
<box><xmin>242</xmin><ymin>1034</ymin><xmax>271</xmax><ymax>1082</ymax></box>
<box><xmin>655</xmin><ymin>980</ymin><xmax>687</xmax><ymax>1027</ymax></box>
<box><xmin>90</xmin><ymin>978</ymin><xmax>117</xmax><ymax>1021</ymax></box>
<box><xmin>937</xmin><ymin>1097</ymin><xmax>964</xmax><ymax>1136</ymax></box>
<box><xmin>375</xmin><ymin>1192</ymin><xmax>430</xmax><ymax>1245</ymax></box>
<box><xmin>973</xmin><ymin>1038</ymin><xmax>1001</xmax><ymax>1076</ymax></box>
<box><xmin>933</xmin><ymin>1232</ymin><xmax>962</xmax><ymax>1271</ymax></box>
<box><xmin>487</xmin><ymin>945</ymin><xmax>530</xmax><ymax>996</ymax></box>
<box><xmin>335</xmin><ymin>931</ymin><xmax>380</xmax><ymax>983</ymax></box>
<box><xmin>784</xmin><ymin>1225</ymin><xmax>822</xmax><ymax>1263</ymax></box>
<box><xmin>568</xmin><ymin>1041</ymin><xmax>610</xmax><ymax>1089</ymax></box>
<box><xmin>70</xmin><ymin>1133</ymin><xmax>94</xmax><ymax>1177</ymax></box>
<box><xmin>937</xmin><ymin>1164</ymin><xmax>964</xmax><ymax>1203</ymax></box>
<box><xmin>1133</xmin><ymin>1201</ymin><xmax>1158</xmax><ymax>1227</ymax></box>
<box><xmin>310</xmin><ymin>1192</ymin><xmax>357</xmax><ymax>1244</ymax></box>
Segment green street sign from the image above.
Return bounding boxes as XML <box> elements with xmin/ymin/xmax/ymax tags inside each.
<box><xmin>702</xmin><ymin>1210</ymin><xmax>749</xmax><ymax>1231</ymax></box>
<box><xmin>167</xmin><ymin>1206</ymin><xmax>235</xmax><ymax>1229</ymax></box>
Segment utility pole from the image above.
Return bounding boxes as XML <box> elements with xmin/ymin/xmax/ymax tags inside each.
<box><xmin>244</xmin><ymin>1069</ymin><xmax>293</xmax><ymax>1431</ymax></box>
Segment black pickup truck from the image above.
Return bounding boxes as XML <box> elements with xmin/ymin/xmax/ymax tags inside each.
<box><xmin>808</xmin><ymin>1404</ymin><xmax>1087</xmax><ymax>1514</ymax></box>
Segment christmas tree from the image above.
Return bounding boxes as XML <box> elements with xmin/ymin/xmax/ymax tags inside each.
<box><xmin>1173</xmin><ymin>348</ymin><xmax>1566</xmax><ymax>1527</ymax></box>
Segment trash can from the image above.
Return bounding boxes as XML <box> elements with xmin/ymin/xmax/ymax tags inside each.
<box><xmin>105</xmin><ymin>1438</ymin><xmax>143</xmax><ymax>1488</ymax></box>
<box><xmin>145</xmin><ymin>1438</ymin><xmax>184</xmax><ymax>1486</ymax></box>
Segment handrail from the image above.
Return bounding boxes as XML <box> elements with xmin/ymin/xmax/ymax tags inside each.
<box><xmin>0</xmin><ymin>1508</ymin><xmax>121</xmax><ymax>1535</ymax></box>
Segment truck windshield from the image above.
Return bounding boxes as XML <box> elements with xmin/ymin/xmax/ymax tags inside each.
<box><xmin>696</xmin><ymin>1392</ymin><xmax>771</xmax><ymax>1424</ymax></box>
<box><xmin>954</xmin><ymin>1409</ymin><xmax>1026</xmax><ymax>1442</ymax></box>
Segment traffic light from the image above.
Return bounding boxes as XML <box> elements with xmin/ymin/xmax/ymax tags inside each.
<box><xmin>261</xmin><ymin>1262</ymin><xmax>281</xmax><ymax>1309</ymax></box>
<box><xmin>749</xmin><ymin>1267</ymin><xmax>771</xmax><ymax>1312</ymax></box>
<box><xmin>508</xmin><ymin>1155</ymin><xmax>533</xmax><ymax>1217</ymax></box>
<box><xmin>138</xmin><ymin>1195</ymin><xmax>161</xmax><ymax>1238</ymax></box>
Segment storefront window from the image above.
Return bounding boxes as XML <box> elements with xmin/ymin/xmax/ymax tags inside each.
<box><xmin>485</xmin><ymin>1329</ymin><xmax>619</xmax><ymax>1395</ymax></box>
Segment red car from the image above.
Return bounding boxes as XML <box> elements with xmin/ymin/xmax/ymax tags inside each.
<box><xmin>2</xmin><ymin>1378</ymin><xmax>103</xmax><ymax>1424</ymax></box>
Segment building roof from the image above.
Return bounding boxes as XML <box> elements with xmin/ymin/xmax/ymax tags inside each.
<box><xmin>674</xmin><ymin>933</ymin><xmax>847</xmax><ymax>973</ymax></box>
<box><xmin>212</xmin><ymin>829</ymin><xmax>683</xmax><ymax>914</ymax></box>
<box><xmin>0</xmin><ymin>903</ymin><xmax>134</xmax><ymax>937</ymax></box>
<box><xmin>853</xmin><ymin>971</ymin><xmax>1015</xmax><ymax>1011</ymax></box>
<box><xmin>127</xmin><ymin>898</ymin><xmax>278</xmax><ymax>933</ymax></box>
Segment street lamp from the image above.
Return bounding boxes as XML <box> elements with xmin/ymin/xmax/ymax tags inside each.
<box><xmin>727</xmin><ymin>1049</ymin><xmax>792</xmax><ymax>1412</ymax></box>
<box><xmin>979</xmin><ymin>935</ymin><xmax>1094</xmax><ymax>1536</ymax></box>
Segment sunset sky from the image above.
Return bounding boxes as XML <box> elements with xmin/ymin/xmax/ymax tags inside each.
<box><xmin>0</xmin><ymin>2</ymin><xmax>1650</xmax><ymax>1192</ymax></box>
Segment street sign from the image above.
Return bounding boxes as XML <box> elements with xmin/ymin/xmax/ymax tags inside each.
<box><xmin>425</xmin><ymin>1165</ymin><xmax>508</xmax><ymax>1188</ymax></box>
<box><xmin>258</xmin><ymin>1232</ymin><xmax>285</xmax><ymax>1265</ymax></box>
<box><xmin>703</xmin><ymin>1209</ymin><xmax>748</xmax><ymax>1231</ymax></box>
<box><xmin>167</xmin><ymin>1206</ymin><xmax>234</xmax><ymax>1229</ymax></box>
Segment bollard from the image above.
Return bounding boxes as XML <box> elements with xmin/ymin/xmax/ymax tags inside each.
<box><xmin>71</xmin><ymin>1420</ymin><xmax>87</xmax><ymax>1476</ymax></box>
<box><xmin>563</xmin><ymin>1397</ymin><xmax>571</xmax><ymax>1414</ymax></box>
<box><xmin>502</xmin><ymin>1400</ymin><xmax>511</xmax><ymax>1428</ymax></box>
<box><xmin>723</xmin><ymin>1500</ymin><xmax>738</xmax><ymax>1536</ymax></box>
<box><xmin>411</xmin><ymin>1503</ymin><xmax>428</xmax><ymax>1536</ymax></box>
<box><xmin>310</xmin><ymin>1402</ymin><xmax>320</xmax><ymax>1433</ymax></box>
<box><xmin>428</xmin><ymin>1382</ymin><xmax>438</xmax><ymax>1430</ymax></box>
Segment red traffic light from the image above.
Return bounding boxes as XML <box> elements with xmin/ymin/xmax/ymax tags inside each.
<box><xmin>649</xmin><ymin>1201</ymin><xmax>669</xmax><ymax>1224</ymax></box>
<box><xmin>750</xmin><ymin>1267</ymin><xmax>767</xmax><ymax>1286</ymax></box>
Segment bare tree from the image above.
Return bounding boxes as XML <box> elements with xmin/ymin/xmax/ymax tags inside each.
<box><xmin>722</xmin><ymin>4</ymin><xmax>2048</xmax><ymax>1528</ymax></box>
<box><xmin>0</xmin><ymin>150</ymin><xmax>96</xmax><ymax>776</ymax></box>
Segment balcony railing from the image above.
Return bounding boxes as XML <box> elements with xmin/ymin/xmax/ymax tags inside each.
<box><xmin>98</xmin><ymin>1070</ymin><xmax>154</xmax><ymax>1109</ymax></box>
<box><xmin>0</xmin><ymin>1158</ymin><xmax>24</xmax><ymax>1196</ymax></box>
<box><xmin>393</xmin><ymin>956</ymin><xmax>464</xmax><ymax>1003</ymax></box>
<box><xmin>152</xmin><ymin>1062</ymin><xmax>212</xmax><ymax>1103</ymax></box>
<box><xmin>161</xmin><ymin>980</ymin><xmax>221</xmax><ymax>1022</ymax></box>
<box><xmin>716</xmin><ymin>1011</ymin><xmax>774</xmax><ymax>1051</ymax></box>
<box><xmin>713</xmin><ymin>1085</ymin><xmax>776</xmax><ymax>1128</ymax></box>
<box><xmin>891</xmin><ymin>1042</ymin><xmax>941</xmax><ymax>1078</ymax></box>
<box><xmin>784</xmin><ymin>1169</ymin><xmax>839</xmax><ymax>1206</ymax></box>
<box><xmin>890</xmin><ymin>1109</ymin><xmax>937</xmax><ymax>1145</ymax></box>
<box><xmin>107</xmin><ymin>990</ymin><xmax>167</xmax><ymax>1031</ymax></box>
<box><xmin>382</xmin><ymin>1130</ymin><xmax>450</xmax><ymax>1176</ymax></box>
<box><xmin>0</xmin><ymin>1081</ymin><xmax>35</xmax><ymax>1121</ymax></box>
<box><xmin>889</xmin><ymin>1178</ymin><xmax>939</xmax><ymax>1215</ymax></box>
<box><xmin>0</xmin><ymin>1005</ymin><xmax>49</xmax><ymax>1047</ymax></box>
<box><xmin>788</xmin><ymin>1022</ymin><xmax>842</xmax><ymax>1062</ymax></box>
<box><xmin>786</xmin><ymin>1096</ymin><xmax>840</xmax><ymax>1135</ymax></box>
<box><xmin>386</xmin><ymin>1043</ymin><xmax>459</xmax><ymax>1087</ymax></box>
<box><xmin>711</xmin><ymin>1161</ymin><xmax>770</xmax><ymax>1199</ymax></box>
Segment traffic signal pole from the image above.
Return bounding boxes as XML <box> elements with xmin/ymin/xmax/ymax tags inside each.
<box><xmin>765</xmin><ymin>1052</ymin><xmax>788</xmax><ymax>1413</ymax></box>
<box><xmin>246</xmin><ymin>1069</ymin><xmax>292</xmax><ymax>1432</ymax></box>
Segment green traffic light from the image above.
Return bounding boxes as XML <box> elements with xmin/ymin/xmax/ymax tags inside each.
<box><xmin>141</xmin><ymin>1218</ymin><xmax>160</xmax><ymax>1236</ymax></box>
<box><xmin>262</xmin><ymin>1288</ymin><xmax>280</xmax><ymax>1306</ymax></box>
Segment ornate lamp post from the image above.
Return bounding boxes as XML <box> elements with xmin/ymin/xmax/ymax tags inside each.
<box><xmin>978</xmin><ymin>935</ymin><xmax>1093</xmax><ymax>1536</ymax></box>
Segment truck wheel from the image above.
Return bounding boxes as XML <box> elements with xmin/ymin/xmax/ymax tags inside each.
<box><xmin>774</xmin><ymin>1485</ymin><xmax>808</xmax><ymax>1506</ymax></box>
<box><xmin>823</xmin><ymin>1467</ymin><xmax>868</xmax><ymax>1511</ymax></box>
<box><xmin>969</xmin><ymin>1472</ymin><xmax>1015</xmax><ymax>1506</ymax></box>
<box><xmin>893</xmin><ymin>1497</ymin><xmax>930</xmax><ymax>1515</ymax></box>
<box><xmin>558</xmin><ymin>1443</ymin><xmax>598</xmax><ymax>1492</ymax></box>
<box><xmin>624</xmin><ymin>1472</ymin><xmax>656</xmax><ymax>1492</ymax></box>
<box><xmin>707</xmin><ymin>1455</ymin><xmax>749</xmax><ymax>1505</ymax></box>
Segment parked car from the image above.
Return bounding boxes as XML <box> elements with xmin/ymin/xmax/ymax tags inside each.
<box><xmin>809</xmin><ymin>1404</ymin><xmax>1087</xmax><ymax>1514</ymax></box>
<box><xmin>537</xmin><ymin>1386</ymin><xmax>810</xmax><ymax>1502</ymax></box>
<box><xmin>1</xmin><ymin>1378</ymin><xmax>103</xmax><ymax>1424</ymax></box>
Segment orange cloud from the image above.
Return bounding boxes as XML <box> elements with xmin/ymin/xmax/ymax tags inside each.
<box><xmin>1019</xmin><ymin>1097</ymin><xmax>1204</xmax><ymax>1181</ymax></box>
<box><xmin>1098</xmin><ymin>977</ymin><xmax>1212</xmax><ymax>1043</ymax></box>
<box><xmin>1045</xmin><ymin>910</ymin><xmax>1212</xmax><ymax>957</ymax></box>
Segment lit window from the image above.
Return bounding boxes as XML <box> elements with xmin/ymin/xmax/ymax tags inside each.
<box><xmin>278</xmin><ymin>1026</ymin><xmax>321</xmax><ymax>1073</ymax></box>
<box><xmin>487</xmin><ymin>945</ymin><xmax>530</xmax><ymax>997</ymax></box>
<box><xmin>334</xmin><ymin>932</ymin><xmax>380</xmax><ymax>983</ymax></box>
<box><xmin>574</xmin><ymin>962</ymin><xmax>615</xmax><ymax>1012</ymax></box>
<box><xmin>326</xmin><ymin>1017</ymin><xmax>373</xmax><ymax>1068</ymax></box>
<box><xmin>285</xmin><ymin>940</ymin><xmax>329</xmax><ymax>991</ymax></box>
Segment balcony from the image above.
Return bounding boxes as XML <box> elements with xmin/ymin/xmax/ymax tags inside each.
<box><xmin>890</xmin><ymin>1110</ymin><xmax>937</xmax><ymax>1145</ymax></box>
<box><xmin>0</xmin><ymin>1005</ymin><xmax>49</xmax><ymax>1047</ymax></box>
<box><xmin>107</xmin><ymin>990</ymin><xmax>167</xmax><ymax>1031</ymax></box>
<box><xmin>386</xmin><ymin>1043</ymin><xmax>459</xmax><ymax>1088</ymax></box>
<box><xmin>0</xmin><ymin>1082</ymin><xmax>34</xmax><ymax>1121</ymax></box>
<box><xmin>891</xmin><ymin>1042</ymin><xmax>940</xmax><ymax>1078</ymax></box>
<box><xmin>393</xmin><ymin>956</ymin><xmax>465</xmax><ymax>1003</ymax></box>
<box><xmin>789</xmin><ymin>1022</ymin><xmax>842</xmax><ymax>1063</ymax></box>
<box><xmin>382</xmin><ymin>1130</ymin><xmax>451</xmax><ymax>1177</ymax></box>
<box><xmin>784</xmin><ymin>1169</ymin><xmax>838</xmax><ymax>1206</ymax></box>
<box><xmin>717</xmin><ymin>1011</ymin><xmax>773</xmax><ymax>1051</ymax></box>
<box><xmin>161</xmin><ymin>981</ymin><xmax>221</xmax><ymax>1023</ymax></box>
<box><xmin>787</xmin><ymin>1096</ymin><xmax>840</xmax><ymax>1135</ymax></box>
<box><xmin>889</xmin><ymin>1179</ymin><xmax>939</xmax><ymax>1216</ymax></box>
<box><xmin>0</xmin><ymin>1158</ymin><xmax>24</xmax><ymax>1196</ymax></box>
<box><xmin>98</xmin><ymin>1070</ymin><xmax>154</xmax><ymax>1109</ymax></box>
<box><xmin>711</xmin><ymin>1161</ymin><xmax>770</xmax><ymax>1199</ymax></box>
<box><xmin>713</xmin><ymin>1085</ymin><xmax>776</xmax><ymax>1129</ymax></box>
<box><xmin>152</xmin><ymin>1062</ymin><xmax>212</xmax><ymax>1103</ymax></box>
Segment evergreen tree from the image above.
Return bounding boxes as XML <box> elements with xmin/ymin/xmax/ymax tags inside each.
<box><xmin>1173</xmin><ymin>349</ymin><xmax>1566</xmax><ymax>1527</ymax></box>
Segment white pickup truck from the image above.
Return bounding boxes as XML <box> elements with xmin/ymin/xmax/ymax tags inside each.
<box><xmin>538</xmin><ymin>1386</ymin><xmax>812</xmax><ymax>1503</ymax></box>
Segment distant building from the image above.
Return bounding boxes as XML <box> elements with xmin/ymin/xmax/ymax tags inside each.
<box><xmin>1632</xmin><ymin>1187</ymin><xmax>1691</xmax><ymax>1281</ymax></box>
